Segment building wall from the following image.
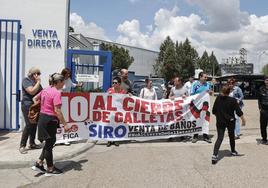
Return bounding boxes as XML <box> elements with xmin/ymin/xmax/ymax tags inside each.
<box><xmin>85</xmin><ymin>37</ymin><xmax>159</xmax><ymax>77</ymax></box>
<box><xmin>0</xmin><ymin>0</ymin><xmax>69</xmax><ymax>129</ymax></box>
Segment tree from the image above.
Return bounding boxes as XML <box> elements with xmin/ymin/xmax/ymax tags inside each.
<box><xmin>198</xmin><ymin>51</ymin><xmax>211</xmax><ymax>74</ymax></box>
<box><xmin>154</xmin><ymin>36</ymin><xmax>178</xmax><ymax>80</ymax></box>
<box><xmin>180</xmin><ymin>38</ymin><xmax>198</xmax><ymax>79</ymax></box>
<box><xmin>154</xmin><ymin>37</ymin><xmax>198</xmax><ymax>81</ymax></box>
<box><xmin>261</xmin><ymin>64</ymin><xmax>268</xmax><ymax>76</ymax></box>
<box><xmin>100</xmin><ymin>43</ymin><xmax>134</xmax><ymax>71</ymax></box>
<box><xmin>209</xmin><ymin>51</ymin><xmax>221</xmax><ymax>76</ymax></box>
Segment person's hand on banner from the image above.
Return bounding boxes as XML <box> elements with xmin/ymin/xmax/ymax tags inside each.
<box><xmin>63</xmin><ymin>123</ymin><xmax>71</xmax><ymax>133</ymax></box>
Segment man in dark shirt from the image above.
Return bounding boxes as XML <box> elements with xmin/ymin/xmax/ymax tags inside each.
<box><xmin>211</xmin><ymin>84</ymin><xmax>246</xmax><ymax>164</ymax></box>
<box><xmin>120</xmin><ymin>69</ymin><xmax>132</xmax><ymax>94</ymax></box>
<box><xmin>258</xmin><ymin>76</ymin><xmax>268</xmax><ymax>144</ymax></box>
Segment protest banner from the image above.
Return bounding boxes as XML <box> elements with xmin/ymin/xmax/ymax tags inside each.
<box><xmin>56</xmin><ymin>92</ymin><xmax>210</xmax><ymax>142</ymax></box>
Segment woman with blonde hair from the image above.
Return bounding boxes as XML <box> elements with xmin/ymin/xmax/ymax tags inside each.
<box><xmin>19</xmin><ymin>67</ymin><xmax>43</xmax><ymax>154</ymax></box>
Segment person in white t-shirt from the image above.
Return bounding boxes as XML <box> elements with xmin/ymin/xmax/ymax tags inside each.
<box><xmin>184</xmin><ymin>76</ymin><xmax>194</xmax><ymax>96</ymax></box>
<box><xmin>169</xmin><ymin>77</ymin><xmax>189</xmax><ymax>99</ymax></box>
<box><xmin>61</xmin><ymin>68</ymin><xmax>82</xmax><ymax>92</ymax></box>
<box><xmin>140</xmin><ymin>78</ymin><xmax>157</xmax><ymax>100</ymax></box>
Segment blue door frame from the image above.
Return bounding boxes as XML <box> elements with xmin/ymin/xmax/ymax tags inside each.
<box><xmin>67</xmin><ymin>49</ymin><xmax>112</xmax><ymax>91</ymax></box>
<box><xmin>0</xmin><ymin>19</ymin><xmax>21</xmax><ymax>130</ymax></box>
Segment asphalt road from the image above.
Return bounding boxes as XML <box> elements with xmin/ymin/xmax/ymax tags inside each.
<box><xmin>1</xmin><ymin>98</ymin><xmax>266</xmax><ymax>188</ymax></box>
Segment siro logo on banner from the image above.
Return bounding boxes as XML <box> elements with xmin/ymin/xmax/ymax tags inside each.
<box><xmin>27</xmin><ymin>29</ymin><xmax>61</xmax><ymax>48</ymax></box>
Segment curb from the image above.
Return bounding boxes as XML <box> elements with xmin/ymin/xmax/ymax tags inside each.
<box><xmin>0</xmin><ymin>141</ymin><xmax>96</xmax><ymax>169</ymax></box>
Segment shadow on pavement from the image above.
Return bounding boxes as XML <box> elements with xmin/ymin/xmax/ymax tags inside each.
<box><xmin>217</xmin><ymin>149</ymin><xmax>245</xmax><ymax>163</ymax></box>
<box><xmin>32</xmin><ymin>159</ymin><xmax>89</xmax><ymax>177</ymax></box>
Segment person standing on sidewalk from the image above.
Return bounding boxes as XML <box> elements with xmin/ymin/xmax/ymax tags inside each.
<box><xmin>190</xmin><ymin>72</ymin><xmax>212</xmax><ymax>143</ymax></box>
<box><xmin>107</xmin><ymin>77</ymin><xmax>126</xmax><ymax>147</ymax></box>
<box><xmin>19</xmin><ymin>67</ymin><xmax>43</xmax><ymax>154</ymax></box>
<box><xmin>32</xmin><ymin>73</ymin><xmax>70</xmax><ymax>176</ymax></box>
<box><xmin>258</xmin><ymin>76</ymin><xmax>268</xmax><ymax>145</ymax></box>
<box><xmin>228</xmin><ymin>78</ymin><xmax>244</xmax><ymax>139</ymax></box>
<box><xmin>211</xmin><ymin>84</ymin><xmax>246</xmax><ymax>164</ymax></box>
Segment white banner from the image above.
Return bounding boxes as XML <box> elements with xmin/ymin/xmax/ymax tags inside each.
<box><xmin>56</xmin><ymin>92</ymin><xmax>210</xmax><ymax>142</ymax></box>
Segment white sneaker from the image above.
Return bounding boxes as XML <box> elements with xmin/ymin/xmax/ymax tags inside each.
<box><xmin>64</xmin><ymin>142</ymin><xmax>71</xmax><ymax>146</ymax></box>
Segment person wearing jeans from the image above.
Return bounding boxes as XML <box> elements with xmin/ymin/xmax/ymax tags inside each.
<box><xmin>212</xmin><ymin>85</ymin><xmax>246</xmax><ymax>164</ymax></box>
<box><xmin>228</xmin><ymin>78</ymin><xmax>244</xmax><ymax>139</ymax></box>
<box><xmin>32</xmin><ymin>73</ymin><xmax>70</xmax><ymax>176</ymax></box>
<box><xmin>19</xmin><ymin>67</ymin><xmax>43</xmax><ymax>154</ymax></box>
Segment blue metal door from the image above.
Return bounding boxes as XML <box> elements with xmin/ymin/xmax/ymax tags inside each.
<box><xmin>0</xmin><ymin>19</ymin><xmax>21</xmax><ymax>130</ymax></box>
<box><xmin>67</xmin><ymin>49</ymin><xmax>112</xmax><ymax>92</ymax></box>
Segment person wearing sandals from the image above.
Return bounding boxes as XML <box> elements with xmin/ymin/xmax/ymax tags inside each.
<box><xmin>107</xmin><ymin>76</ymin><xmax>126</xmax><ymax>147</ymax></box>
<box><xmin>32</xmin><ymin>73</ymin><xmax>70</xmax><ymax>176</ymax></box>
<box><xmin>211</xmin><ymin>85</ymin><xmax>246</xmax><ymax>164</ymax></box>
<box><xmin>19</xmin><ymin>67</ymin><xmax>43</xmax><ymax>154</ymax></box>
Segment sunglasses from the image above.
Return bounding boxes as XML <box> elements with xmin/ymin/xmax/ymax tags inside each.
<box><xmin>35</xmin><ymin>72</ymin><xmax>41</xmax><ymax>75</ymax></box>
<box><xmin>113</xmin><ymin>81</ymin><xmax>119</xmax><ymax>84</ymax></box>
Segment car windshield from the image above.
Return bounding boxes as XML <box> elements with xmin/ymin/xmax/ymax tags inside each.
<box><xmin>151</xmin><ymin>79</ymin><xmax>164</xmax><ymax>85</ymax></box>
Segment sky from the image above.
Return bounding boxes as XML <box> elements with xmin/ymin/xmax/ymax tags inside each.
<box><xmin>70</xmin><ymin>0</ymin><xmax>268</xmax><ymax>73</ymax></box>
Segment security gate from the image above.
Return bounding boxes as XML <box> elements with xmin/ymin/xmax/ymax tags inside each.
<box><xmin>0</xmin><ymin>19</ymin><xmax>21</xmax><ymax>130</ymax></box>
<box><xmin>67</xmin><ymin>49</ymin><xmax>112</xmax><ymax>92</ymax></box>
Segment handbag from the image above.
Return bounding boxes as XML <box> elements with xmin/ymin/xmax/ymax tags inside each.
<box><xmin>28</xmin><ymin>102</ymin><xmax>41</xmax><ymax>124</ymax></box>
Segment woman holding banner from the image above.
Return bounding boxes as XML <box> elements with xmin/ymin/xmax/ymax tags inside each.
<box><xmin>107</xmin><ymin>76</ymin><xmax>126</xmax><ymax>147</ymax></box>
<box><xmin>211</xmin><ymin>84</ymin><xmax>246</xmax><ymax>164</ymax></box>
<box><xmin>140</xmin><ymin>78</ymin><xmax>157</xmax><ymax>100</ymax></box>
<box><xmin>32</xmin><ymin>73</ymin><xmax>70</xmax><ymax>176</ymax></box>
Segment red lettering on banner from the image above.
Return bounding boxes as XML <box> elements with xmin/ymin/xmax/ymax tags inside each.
<box><xmin>102</xmin><ymin>111</ymin><xmax>110</xmax><ymax>123</ymax></box>
<box><xmin>107</xmin><ymin>96</ymin><xmax>117</xmax><ymax>111</ymax></box>
<box><xmin>151</xmin><ymin>102</ymin><xmax>162</xmax><ymax>115</ymax></box>
<box><xmin>93</xmin><ymin>96</ymin><xmax>105</xmax><ymax>110</ymax></box>
<box><xmin>162</xmin><ymin>101</ymin><xmax>174</xmax><ymax>114</ymax></box>
<box><xmin>160</xmin><ymin>114</ymin><xmax>165</xmax><ymax>122</ymax></box>
<box><xmin>150</xmin><ymin>115</ymin><xmax>157</xmax><ymax>123</ymax></box>
<box><xmin>175</xmin><ymin>110</ymin><xmax>183</xmax><ymax>121</ymax></box>
<box><xmin>166</xmin><ymin>112</ymin><xmax>175</xmax><ymax>122</ymax></box>
<box><xmin>114</xmin><ymin>112</ymin><xmax>123</xmax><ymax>123</ymax></box>
<box><xmin>123</xmin><ymin>97</ymin><xmax>134</xmax><ymax>111</ymax></box>
<box><xmin>61</xmin><ymin>93</ymin><xmax>90</xmax><ymax>123</ymax></box>
<box><xmin>93</xmin><ymin>111</ymin><xmax>102</xmax><ymax>121</ymax></box>
<box><xmin>133</xmin><ymin>113</ymin><xmax>141</xmax><ymax>123</ymax></box>
<box><xmin>134</xmin><ymin>99</ymin><xmax>141</xmax><ymax>112</ymax></box>
<box><xmin>174</xmin><ymin>100</ymin><xmax>183</xmax><ymax>111</ymax></box>
<box><xmin>141</xmin><ymin>114</ymin><xmax>149</xmax><ymax>123</ymax></box>
<box><xmin>124</xmin><ymin>112</ymin><xmax>133</xmax><ymax>124</ymax></box>
<box><xmin>140</xmin><ymin>100</ymin><xmax>150</xmax><ymax>114</ymax></box>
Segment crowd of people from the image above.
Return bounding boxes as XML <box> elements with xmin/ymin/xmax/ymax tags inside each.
<box><xmin>19</xmin><ymin>66</ymin><xmax>268</xmax><ymax>176</ymax></box>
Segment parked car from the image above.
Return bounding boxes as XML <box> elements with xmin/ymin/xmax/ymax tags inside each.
<box><xmin>150</xmin><ymin>78</ymin><xmax>166</xmax><ymax>91</ymax></box>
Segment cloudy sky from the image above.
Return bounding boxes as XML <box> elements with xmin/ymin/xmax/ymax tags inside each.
<box><xmin>70</xmin><ymin>0</ymin><xmax>268</xmax><ymax>73</ymax></box>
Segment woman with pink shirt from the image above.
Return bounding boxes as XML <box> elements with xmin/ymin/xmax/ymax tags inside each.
<box><xmin>32</xmin><ymin>73</ymin><xmax>69</xmax><ymax>176</ymax></box>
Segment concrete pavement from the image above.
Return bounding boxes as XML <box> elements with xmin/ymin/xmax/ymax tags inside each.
<box><xmin>0</xmin><ymin>97</ymin><xmax>263</xmax><ymax>170</ymax></box>
<box><xmin>0</xmin><ymin>132</ymin><xmax>96</xmax><ymax>169</ymax></box>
